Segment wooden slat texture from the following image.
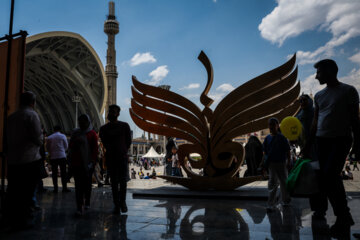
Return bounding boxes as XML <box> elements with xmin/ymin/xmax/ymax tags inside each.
<box><xmin>130</xmin><ymin>109</ymin><xmax>206</xmax><ymax>153</ymax></box>
<box><xmin>212</xmin><ymin>82</ymin><xmax>300</xmax><ymax>147</ymax></box>
<box><xmin>130</xmin><ymin>51</ymin><xmax>299</xmax><ymax>190</ymax></box>
<box><xmin>131</xmin><ymin>99</ymin><xmax>206</xmax><ymax>145</ymax></box>
<box><xmin>132</xmin><ymin>87</ymin><xmax>207</xmax><ymax>134</ymax></box>
<box><xmin>213</xmin><ymin>54</ymin><xmax>296</xmax><ymax>120</ymax></box>
<box><xmin>211</xmin><ymin>67</ymin><xmax>298</xmax><ymax>138</ymax></box>
<box><xmin>224</xmin><ymin>102</ymin><xmax>300</xmax><ymax>141</ymax></box>
<box><xmin>132</xmin><ymin>76</ymin><xmax>205</xmax><ymax>124</ymax></box>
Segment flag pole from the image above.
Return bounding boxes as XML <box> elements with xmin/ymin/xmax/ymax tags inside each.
<box><xmin>1</xmin><ymin>0</ymin><xmax>16</xmax><ymax>212</ymax></box>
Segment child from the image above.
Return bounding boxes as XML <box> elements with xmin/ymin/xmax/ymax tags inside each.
<box><xmin>263</xmin><ymin>117</ymin><xmax>291</xmax><ymax>210</ymax></box>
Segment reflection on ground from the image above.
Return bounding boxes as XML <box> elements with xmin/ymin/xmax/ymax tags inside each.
<box><xmin>0</xmin><ymin>187</ymin><xmax>358</xmax><ymax>239</ymax></box>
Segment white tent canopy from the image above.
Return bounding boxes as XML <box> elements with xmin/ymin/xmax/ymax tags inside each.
<box><xmin>142</xmin><ymin>146</ymin><xmax>162</xmax><ymax>158</ymax></box>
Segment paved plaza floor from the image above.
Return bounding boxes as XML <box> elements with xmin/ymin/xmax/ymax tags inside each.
<box><xmin>0</xmin><ymin>166</ymin><xmax>360</xmax><ymax>239</ymax></box>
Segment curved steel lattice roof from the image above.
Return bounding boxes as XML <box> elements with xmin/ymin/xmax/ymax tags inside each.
<box><xmin>24</xmin><ymin>31</ymin><xmax>107</xmax><ymax>134</ymax></box>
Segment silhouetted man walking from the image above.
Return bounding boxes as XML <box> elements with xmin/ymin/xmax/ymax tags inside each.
<box><xmin>99</xmin><ymin>105</ymin><xmax>131</xmax><ymax>214</ymax></box>
<box><xmin>306</xmin><ymin>59</ymin><xmax>360</xmax><ymax>238</ymax></box>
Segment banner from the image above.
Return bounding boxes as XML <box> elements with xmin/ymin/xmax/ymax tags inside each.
<box><xmin>0</xmin><ymin>35</ymin><xmax>26</xmax><ymax>176</ymax></box>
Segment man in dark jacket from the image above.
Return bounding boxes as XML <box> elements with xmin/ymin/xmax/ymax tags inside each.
<box><xmin>99</xmin><ymin>105</ymin><xmax>131</xmax><ymax>214</ymax></box>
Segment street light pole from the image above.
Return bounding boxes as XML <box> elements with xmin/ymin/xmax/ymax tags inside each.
<box><xmin>158</xmin><ymin>85</ymin><xmax>171</xmax><ymax>154</ymax></box>
<box><xmin>72</xmin><ymin>92</ymin><xmax>81</xmax><ymax>128</ymax></box>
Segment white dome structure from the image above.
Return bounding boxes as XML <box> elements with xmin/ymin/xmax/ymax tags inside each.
<box><xmin>24</xmin><ymin>31</ymin><xmax>107</xmax><ymax>134</ymax></box>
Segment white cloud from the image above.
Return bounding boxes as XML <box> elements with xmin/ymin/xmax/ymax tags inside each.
<box><xmin>185</xmin><ymin>93</ymin><xmax>200</xmax><ymax>99</ymax></box>
<box><xmin>259</xmin><ymin>0</ymin><xmax>360</xmax><ymax>65</ymax></box>
<box><xmin>349</xmin><ymin>52</ymin><xmax>360</xmax><ymax>65</ymax></box>
<box><xmin>180</xmin><ymin>83</ymin><xmax>200</xmax><ymax>90</ymax></box>
<box><xmin>130</xmin><ymin>52</ymin><xmax>156</xmax><ymax>66</ymax></box>
<box><xmin>124</xmin><ymin>98</ymin><xmax>131</xmax><ymax>106</ymax></box>
<box><xmin>300</xmin><ymin>73</ymin><xmax>325</xmax><ymax>96</ymax></box>
<box><xmin>209</xmin><ymin>83</ymin><xmax>235</xmax><ymax>104</ymax></box>
<box><xmin>301</xmin><ymin>68</ymin><xmax>360</xmax><ymax>96</ymax></box>
<box><xmin>208</xmin><ymin>92</ymin><xmax>226</xmax><ymax>104</ymax></box>
<box><xmin>147</xmin><ymin>65</ymin><xmax>169</xmax><ymax>86</ymax></box>
<box><xmin>340</xmin><ymin>68</ymin><xmax>360</xmax><ymax>95</ymax></box>
<box><xmin>216</xmin><ymin>83</ymin><xmax>235</xmax><ymax>92</ymax></box>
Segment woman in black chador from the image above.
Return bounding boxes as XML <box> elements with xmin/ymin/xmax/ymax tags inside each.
<box><xmin>244</xmin><ymin>136</ymin><xmax>263</xmax><ymax>177</ymax></box>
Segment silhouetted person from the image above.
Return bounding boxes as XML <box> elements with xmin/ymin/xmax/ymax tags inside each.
<box><xmin>304</xmin><ymin>59</ymin><xmax>360</xmax><ymax>238</ymax></box>
<box><xmin>244</xmin><ymin>135</ymin><xmax>263</xmax><ymax>176</ymax></box>
<box><xmin>130</xmin><ymin>168</ymin><xmax>136</xmax><ymax>179</ymax></box>
<box><xmin>165</xmin><ymin>137</ymin><xmax>176</xmax><ymax>176</ymax></box>
<box><xmin>68</xmin><ymin>114</ymin><xmax>98</xmax><ymax>216</ymax></box>
<box><xmin>47</xmin><ymin>125</ymin><xmax>70</xmax><ymax>193</ymax></box>
<box><xmin>263</xmin><ymin>118</ymin><xmax>291</xmax><ymax>210</ymax></box>
<box><xmin>170</xmin><ymin>146</ymin><xmax>181</xmax><ymax>176</ymax></box>
<box><xmin>5</xmin><ymin>91</ymin><xmax>43</xmax><ymax>227</ymax></box>
<box><xmin>144</xmin><ymin>172</ymin><xmax>151</xmax><ymax>179</ymax></box>
<box><xmin>353</xmin><ymin>159</ymin><xmax>359</xmax><ymax>171</ymax></box>
<box><xmin>296</xmin><ymin>94</ymin><xmax>322</xmax><ymax>218</ymax></box>
<box><xmin>99</xmin><ymin>105</ymin><xmax>131</xmax><ymax>214</ymax></box>
<box><xmin>151</xmin><ymin>168</ymin><xmax>157</xmax><ymax>179</ymax></box>
<box><xmin>296</xmin><ymin>94</ymin><xmax>314</xmax><ymax>148</ymax></box>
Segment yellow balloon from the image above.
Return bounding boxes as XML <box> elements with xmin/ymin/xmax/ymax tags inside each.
<box><xmin>280</xmin><ymin>116</ymin><xmax>302</xmax><ymax>141</ymax></box>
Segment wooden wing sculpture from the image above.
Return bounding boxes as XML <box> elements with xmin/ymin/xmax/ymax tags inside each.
<box><xmin>130</xmin><ymin>51</ymin><xmax>300</xmax><ymax>190</ymax></box>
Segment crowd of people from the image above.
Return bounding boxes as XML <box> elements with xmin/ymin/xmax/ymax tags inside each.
<box><xmin>133</xmin><ymin>157</ymin><xmax>161</xmax><ymax>170</ymax></box>
<box><xmin>258</xmin><ymin>59</ymin><xmax>359</xmax><ymax>239</ymax></box>
<box><xmin>130</xmin><ymin>167</ymin><xmax>157</xmax><ymax>179</ymax></box>
<box><xmin>4</xmin><ymin>99</ymin><xmax>131</xmax><ymax>225</ymax></box>
<box><xmin>2</xmin><ymin>58</ymin><xmax>359</xmax><ymax>239</ymax></box>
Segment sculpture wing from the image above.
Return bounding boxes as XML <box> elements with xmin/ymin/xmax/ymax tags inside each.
<box><xmin>211</xmin><ymin>54</ymin><xmax>300</xmax><ymax>148</ymax></box>
<box><xmin>130</xmin><ymin>76</ymin><xmax>208</xmax><ymax>154</ymax></box>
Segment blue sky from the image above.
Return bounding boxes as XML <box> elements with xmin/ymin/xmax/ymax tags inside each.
<box><xmin>1</xmin><ymin>0</ymin><xmax>360</xmax><ymax>137</ymax></box>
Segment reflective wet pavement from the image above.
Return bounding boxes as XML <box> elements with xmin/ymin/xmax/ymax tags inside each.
<box><xmin>0</xmin><ymin>188</ymin><xmax>360</xmax><ymax>240</ymax></box>
<box><xmin>1</xmin><ymin>186</ymin><xmax>360</xmax><ymax>239</ymax></box>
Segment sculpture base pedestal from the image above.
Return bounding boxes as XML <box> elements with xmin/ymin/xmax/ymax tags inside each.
<box><xmin>132</xmin><ymin>185</ymin><xmax>268</xmax><ymax>201</ymax></box>
<box><xmin>156</xmin><ymin>175</ymin><xmax>263</xmax><ymax>191</ymax></box>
